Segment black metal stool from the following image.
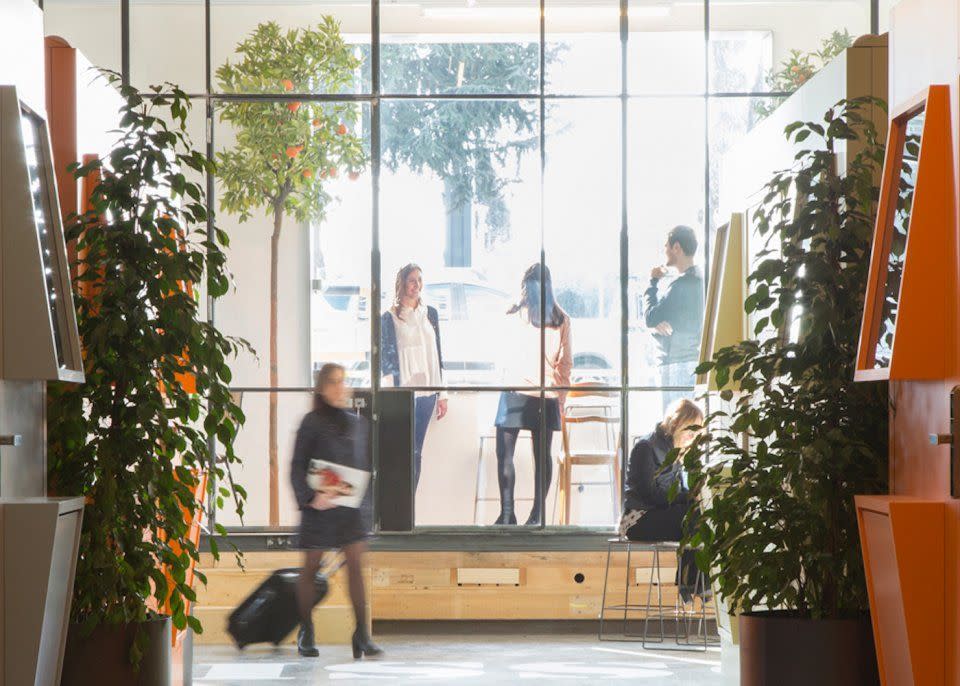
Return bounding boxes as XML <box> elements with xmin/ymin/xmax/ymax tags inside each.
<box><xmin>598</xmin><ymin>537</ymin><xmax>718</xmax><ymax>651</ymax></box>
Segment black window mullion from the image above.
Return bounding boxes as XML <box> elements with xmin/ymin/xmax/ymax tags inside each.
<box><xmin>371</xmin><ymin>0</ymin><xmax>388</xmax><ymax>532</ymax></box>
<box><xmin>619</xmin><ymin>0</ymin><xmax>630</xmax><ymax>525</ymax></box>
<box><xmin>538</xmin><ymin>0</ymin><xmax>548</xmax><ymax>531</ymax></box>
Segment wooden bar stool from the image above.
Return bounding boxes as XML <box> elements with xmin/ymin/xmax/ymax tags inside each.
<box><xmin>473</xmin><ymin>431</ymin><xmax>533</xmax><ymax>524</ymax></box>
<box><xmin>557</xmin><ymin>384</ymin><xmax>621</xmax><ymax>525</ymax></box>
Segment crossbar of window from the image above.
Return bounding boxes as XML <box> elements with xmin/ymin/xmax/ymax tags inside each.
<box><xmin>226</xmin><ymin>385</ymin><xmax>697</xmax><ymax>393</ymax></box>
<box><xmin>140</xmin><ymin>91</ymin><xmax>797</xmax><ymax>101</ymax></box>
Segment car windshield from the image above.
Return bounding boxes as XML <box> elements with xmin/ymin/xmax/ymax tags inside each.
<box><xmin>323</xmin><ymin>287</ymin><xmax>358</xmax><ymax>312</ymax></box>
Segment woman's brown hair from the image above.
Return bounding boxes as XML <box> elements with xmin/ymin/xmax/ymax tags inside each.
<box><xmin>314</xmin><ymin>362</ymin><xmax>346</xmax><ymax>412</ymax></box>
<box><xmin>506</xmin><ymin>262</ymin><xmax>566</xmax><ymax>329</ymax></box>
<box><xmin>392</xmin><ymin>263</ymin><xmax>423</xmax><ymax>320</ymax></box>
<box><xmin>660</xmin><ymin>398</ymin><xmax>704</xmax><ymax>438</ymax></box>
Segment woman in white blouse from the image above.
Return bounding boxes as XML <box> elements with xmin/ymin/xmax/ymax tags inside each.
<box><xmin>380</xmin><ymin>264</ymin><xmax>448</xmax><ymax>490</ymax></box>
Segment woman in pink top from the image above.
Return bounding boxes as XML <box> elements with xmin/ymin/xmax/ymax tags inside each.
<box><xmin>493</xmin><ymin>263</ymin><xmax>572</xmax><ymax>525</ymax></box>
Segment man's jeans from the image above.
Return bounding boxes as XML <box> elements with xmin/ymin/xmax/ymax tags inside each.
<box><xmin>659</xmin><ymin>360</ymin><xmax>698</xmax><ymax>414</ymax></box>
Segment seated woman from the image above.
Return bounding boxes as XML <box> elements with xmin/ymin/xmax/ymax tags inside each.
<box><xmin>621</xmin><ymin>398</ymin><xmax>704</xmax><ymax>599</ymax></box>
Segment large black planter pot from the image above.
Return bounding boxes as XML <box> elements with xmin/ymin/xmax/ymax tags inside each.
<box><xmin>739</xmin><ymin>611</ymin><xmax>879</xmax><ymax>686</ymax></box>
<box><xmin>61</xmin><ymin>616</ymin><xmax>171</xmax><ymax>686</ymax></box>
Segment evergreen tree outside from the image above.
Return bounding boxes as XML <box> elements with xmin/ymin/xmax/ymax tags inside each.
<box><xmin>378</xmin><ymin>42</ymin><xmax>552</xmax><ymax>261</ymax></box>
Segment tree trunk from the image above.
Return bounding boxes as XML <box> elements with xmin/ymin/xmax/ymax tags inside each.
<box><xmin>269</xmin><ymin>203</ymin><xmax>282</xmax><ymax>527</ymax></box>
<box><xmin>442</xmin><ymin>177</ymin><xmax>471</xmax><ymax>268</ymax></box>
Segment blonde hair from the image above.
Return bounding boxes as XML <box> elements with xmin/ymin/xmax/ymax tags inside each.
<box><xmin>660</xmin><ymin>399</ymin><xmax>704</xmax><ymax>438</ymax></box>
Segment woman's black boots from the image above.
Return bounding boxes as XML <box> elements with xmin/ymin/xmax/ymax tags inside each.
<box><xmin>352</xmin><ymin>628</ymin><xmax>384</xmax><ymax>659</ymax></box>
<box><xmin>494</xmin><ymin>507</ymin><xmax>517</xmax><ymax>525</ymax></box>
<box><xmin>297</xmin><ymin>621</ymin><xmax>319</xmax><ymax>657</ymax></box>
<box><xmin>494</xmin><ymin>486</ymin><xmax>517</xmax><ymax>525</ymax></box>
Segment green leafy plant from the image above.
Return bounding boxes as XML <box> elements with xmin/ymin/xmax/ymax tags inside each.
<box><xmin>674</xmin><ymin>98</ymin><xmax>889</xmax><ymax>619</ymax></box>
<box><xmin>756</xmin><ymin>30</ymin><xmax>855</xmax><ymax>118</ymax></box>
<box><xmin>216</xmin><ymin>20</ymin><xmax>368</xmax><ymax>526</ymax></box>
<box><xmin>47</xmin><ymin>76</ymin><xmax>250</xmax><ymax>652</ymax></box>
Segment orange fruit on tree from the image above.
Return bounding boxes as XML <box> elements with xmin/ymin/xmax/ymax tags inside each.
<box><xmin>312</xmin><ymin>118</ymin><xmax>321</xmax><ymax>127</ymax></box>
<box><xmin>287</xmin><ymin>102</ymin><xmax>301</xmax><ymax>113</ymax></box>
<box><xmin>303</xmin><ymin>169</ymin><xmax>313</xmax><ymax>179</ymax></box>
<box><xmin>282</xmin><ymin>79</ymin><xmax>294</xmax><ymax>91</ymax></box>
<box><xmin>328</xmin><ymin>167</ymin><xmax>338</xmax><ymax>178</ymax></box>
<box><xmin>337</xmin><ymin>123</ymin><xmax>347</xmax><ymax>135</ymax></box>
<box><xmin>285</xmin><ymin>145</ymin><xmax>303</xmax><ymax>158</ymax></box>
<box><xmin>348</xmin><ymin>171</ymin><xmax>360</xmax><ymax>181</ymax></box>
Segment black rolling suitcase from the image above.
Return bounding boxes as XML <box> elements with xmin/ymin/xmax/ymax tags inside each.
<box><xmin>227</xmin><ymin>564</ymin><xmax>337</xmax><ymax>649</ymax></box>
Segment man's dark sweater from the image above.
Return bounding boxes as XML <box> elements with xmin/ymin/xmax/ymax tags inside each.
<box><xmin>644</xmin><ymin>266</ymin><xmax>705</xmax><ymax>364</ymax></box>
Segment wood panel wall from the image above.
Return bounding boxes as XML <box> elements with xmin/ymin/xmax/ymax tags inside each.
<box><xmin>193</xmin><ymin>549</ymin><xmax>684</xmax><ymax>644</ymax></box>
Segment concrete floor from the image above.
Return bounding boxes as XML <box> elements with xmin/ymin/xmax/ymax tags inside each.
<box><xmin>194</xmin><ymin>633</ymin><xmax>733</xmax><ymax>685</ymax></box>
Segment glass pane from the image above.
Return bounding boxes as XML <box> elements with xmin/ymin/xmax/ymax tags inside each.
<box><xmin>628</xmin><ymin>0</ymin><xmax>705</xmax><ymax>95</ymax></box>
<box><xmin>709</xmin><ymin>97</ymin><xmax>782</xmax><ymax>234</ymax></box>
<box><xmin>414</xmin><ymin>390</ymin><xmax>581</xmax><ymax>527</ymax></box>
<box><xmin>624</xmin><ymin>391</ymin><xmax>700</xmax><ymax>533</ymax></box>
<box><xmin>627</xmin><ymin>98</ymin><xmax>705</xmax><ymax>394</ymax></box>
<box><xmin>379</xmin><ymin>99</ymin><xmax>540</xmax><ymax>388</ymax></box>
<box><xmin>559</xmin><ymin>388</ymin><xmax>623</xmax><ymax>528</ymax></box>
<box><xmin>545</xmin><ymin>99</ymin><xmax>621</xmax><ymax>386</ymax></box>
<box><xmin>709</xmin><ymin>0</ymin><xmax>871</xmax><ymax>94</ymax></box>
<box><xmin>43</xmin><ymin>0</ymin><xmax>122</xmax><ymax>75</ymax></box>
<box><xmin>545</xmin><ymin>0</ymin><xmax>620</xmax><ymax>95</ymax></box>
<box><xmin>709</xmin><ymin>97</ymin><xmax>783</xmax><ymax>343</ymax></box>
<box><xmin>875</xmin><ymin>110</ymin><xmax>923</xmax><ymax>368</ymax></box>
<box><xmin>218</xmin><ymin>390</ymin><xmax>373</xmax><ymax>529</ymax></box>
<box><xmin>212</xmin><ymin>2</ymin><xmax>371</xmax><ymax>95</ymax></box>
<box><xmin>131</xmin><ymin>0</ymin><xmax>204</xmax><ymax>93</ymax></box>
<box><xmin>381</xmin><ymin>1</ymin><xmax>539</xmax><ymax>95</ymax></box>
<box><xmin>214</xmin><ymin>100</ymin><xmax>371</xmax><ymax>388</ymax></box>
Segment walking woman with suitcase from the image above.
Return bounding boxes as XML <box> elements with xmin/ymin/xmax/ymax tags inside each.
<box><xmin>290</xmin><ymin>363</ymin><xmax>383</xmax><ymax>659</ymax></box>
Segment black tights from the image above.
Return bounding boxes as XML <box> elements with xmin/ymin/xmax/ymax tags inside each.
<box><xmin>297</xmin><ymin>542</ymin><xmax>369</xmax><ymax>636</ymax></box>
<box><xmin>495</xmin><ymin>427</ymin><xmax>553</xmax><ymax>525</ymax></box>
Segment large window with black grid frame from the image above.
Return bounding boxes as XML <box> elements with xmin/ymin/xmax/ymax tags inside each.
<box><xmin>44</xmin><ymin>0</ymin><xmax>879</xmax><ymax>533</ymax></box>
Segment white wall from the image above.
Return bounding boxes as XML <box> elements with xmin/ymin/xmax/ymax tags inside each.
<box><xmin>0</xmin><ymin>0</ymin><xmax>50</xmax><ymax>497</ymax></box>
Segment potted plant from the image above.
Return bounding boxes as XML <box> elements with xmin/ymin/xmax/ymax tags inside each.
<box><xmin>675</xmin><ymin>98</ymin><xmax>888</xmax><ymax>685</ymax></box>
<box><xmin>47</xmin><ymin>76</ymin><xmax>250</xmax><ymax>685</ymax></box>
<box><xmin>755</xmin><ymin>30</ymin><xmax>855</xmax><ymax>119</ymax></box>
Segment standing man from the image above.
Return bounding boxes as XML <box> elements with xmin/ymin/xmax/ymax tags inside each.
<box><xmin>644</xmin><ymin>225</ymin><xmax>705</xmax><ymax>412</ymax></box>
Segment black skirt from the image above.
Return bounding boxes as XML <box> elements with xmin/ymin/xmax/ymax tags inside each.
<box><xmin>297</xmin><ymin>506</ymin><xmax>367</xmax><ymax>550</ymax></box>
<box><xmin>494</xmin><ymin>391</ymin><xmax>561</xmax><ymax>431</ymax></box>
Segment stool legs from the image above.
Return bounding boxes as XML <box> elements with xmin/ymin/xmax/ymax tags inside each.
<box><xmin>621</xmin><ymin>542</ymin><xmax>632</xmax><ymax>637</ymax></box>
<box><xmin>598</xmin><ymin>541</ymin><xmax>718</xmax><ymax>649</ymax></box>
<box><xmin>598</xmin><ymin>540</ymin><xmax>614</xmax><ymax>640</ymax></box>
<box><xmin>472</xmin><ymin>437</ymin><xmax>486</xmax><ymax>525</ymax></box>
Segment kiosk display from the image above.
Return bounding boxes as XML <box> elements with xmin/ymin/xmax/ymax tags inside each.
<box><xmin>0</xmin><ymin>85</ymin><xmax>83</xmax><ymax>381</ymax></box>
<box><xmin>873</xmin><ymin>109</ymin><xmax>924</xmax><ymax>368</ymax></box>
<box><xmin>20</xmin><ymin>107</ymin><xmax>66</xmax><ymax>369</ymax></box>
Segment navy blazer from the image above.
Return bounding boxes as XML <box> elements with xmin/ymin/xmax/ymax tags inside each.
<box><xmin>380</xmin><ymin>306</ymin><xmax>444</xmax><ymax>385</ymax></box>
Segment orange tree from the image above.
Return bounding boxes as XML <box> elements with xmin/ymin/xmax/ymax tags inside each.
<box><xmin>215</xmin><ymin>20</ymin><xmax>367</xmax><ymax>526</ymax></box>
